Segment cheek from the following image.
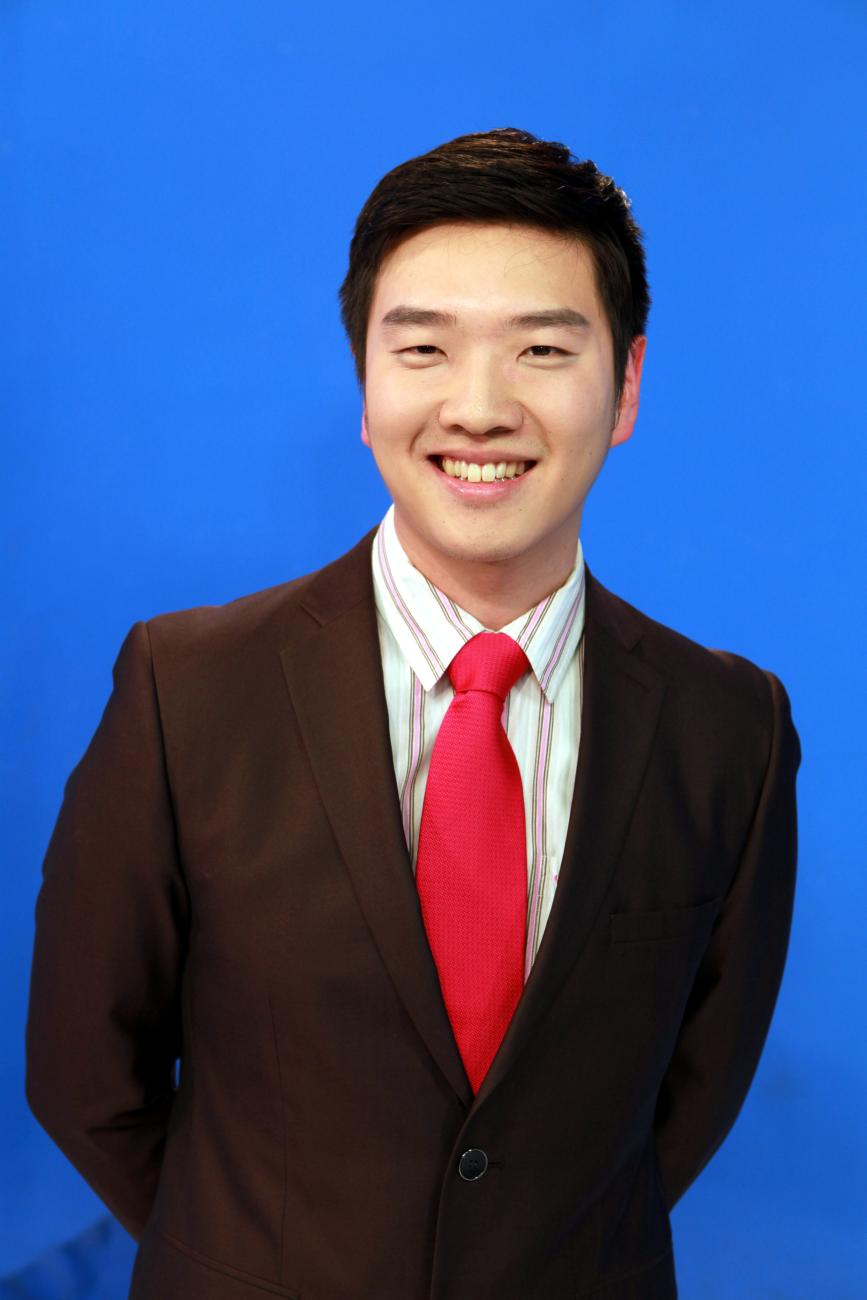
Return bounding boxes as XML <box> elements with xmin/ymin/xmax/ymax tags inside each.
<box><xmin>366</xmin><ymin>377</ymin><xmax>435</xmax><ymax>442</ymax></box>
<box><xmin>523</xmin><ymin>363</ymin><xmax>609</xmax><ymax>420</ymax></box>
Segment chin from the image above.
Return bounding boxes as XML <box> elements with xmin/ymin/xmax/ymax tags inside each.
<box><xmin>432</xmin><ymin>535</ymin><xmax>531</xmax><ymax>569</ymax></box>
<box><xmin>398</xmin><ymin>509</ymin><xmax>543</xmax><ymax>573</ymax></box>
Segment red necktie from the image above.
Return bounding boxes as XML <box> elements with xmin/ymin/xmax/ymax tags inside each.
<box><xmin>416</xmin><ymin>632</ymin><xmax>530</xmax><ymax>1093</ymax></box>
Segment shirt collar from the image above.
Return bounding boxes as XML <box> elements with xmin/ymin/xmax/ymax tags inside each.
<box><xmin>372</xmin><ymin>505</ymin><xmax>585</xmax><ymax>702</ymax></box>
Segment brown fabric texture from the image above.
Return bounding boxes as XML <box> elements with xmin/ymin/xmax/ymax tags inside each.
<box><xmin>26</xmin><ymin>531</ymin><xmax>800</xmax><ymax>1300</ymax></box>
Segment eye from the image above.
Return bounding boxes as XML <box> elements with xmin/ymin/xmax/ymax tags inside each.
<box><xmin>525</xmin><ymin>345</ymin><xmax>568</xmax><ymax>358</ymax></box>
<box><xmin>395</xmin><ymin>344</ymin><xmax>443</xmax><ymax>366</ymax></box>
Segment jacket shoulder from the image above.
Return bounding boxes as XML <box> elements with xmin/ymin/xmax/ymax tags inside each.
<box><xmin>146</xmin><ymin>571</ymin><xmax>311</xmax><ymax>657</ymax></box>
<box><xmin>141</xmin><ymin>529</ymin><xmax>377</xmax><ymax>669</ymax></box>
<box><xmin>588</xmin><ymin>575</ymin><xmax>786</xmax><ymax>737</ymax></box>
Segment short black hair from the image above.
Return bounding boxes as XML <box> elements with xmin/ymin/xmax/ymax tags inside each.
<box><xmin>339</xmin><ymin>127</ymin><xmax>650</xmax><ymax>406</ymax></box>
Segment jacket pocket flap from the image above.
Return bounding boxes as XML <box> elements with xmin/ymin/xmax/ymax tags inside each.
<box><xmin>610</xmin><ymin>897</ymin><xmax>722</xmax><ymax>945</ymax></box>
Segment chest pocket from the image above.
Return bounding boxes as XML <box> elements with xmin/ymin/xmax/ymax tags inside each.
<box><xmin>609</xmin><ymin>896</ymin><xmax>722</xmax><ymax>945</ymax></box>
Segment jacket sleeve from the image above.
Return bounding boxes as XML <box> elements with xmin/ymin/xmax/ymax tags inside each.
<box><xmin>26</xmin><ymin>621</ymin><xmax>189</xmax><ymax>1241</ymax></box>
<box><xmin>653</xmin><ymin>669</ymin><xmax>800</xmax><ymax>1210</ymax></box>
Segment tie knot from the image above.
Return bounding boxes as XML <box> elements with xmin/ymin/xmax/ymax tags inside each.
<box><xmin>448</xmin><ymin>633</ymin><xmax>530</xmax><ymax>701</ymax></box>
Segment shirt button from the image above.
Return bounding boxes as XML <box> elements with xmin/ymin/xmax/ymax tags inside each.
<box><xmin>458</xmin><ymin>1148</ymin><xmax>488</xmax><ymax>1181</ymax></box>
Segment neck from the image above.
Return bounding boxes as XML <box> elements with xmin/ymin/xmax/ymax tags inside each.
<box><xmin>393</xmin><ymin>523</ymin><xmax>579</xmax><ymax>631</ymax></box>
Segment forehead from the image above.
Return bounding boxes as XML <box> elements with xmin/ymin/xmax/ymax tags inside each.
<box><xmin>370</xmin><ymin>222</ymin><xmax>602</xmax><ymax>323</ymax></box>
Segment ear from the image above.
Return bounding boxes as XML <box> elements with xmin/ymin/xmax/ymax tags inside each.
<box><xmin>609</xmin><ymin>336</ymin><xmax>647</xmax><ymax>449</ymax></box>
<box><xmin>360</xmin><ymin>404</ymin><xmax>371</xmax><ymax>447</ymax></box>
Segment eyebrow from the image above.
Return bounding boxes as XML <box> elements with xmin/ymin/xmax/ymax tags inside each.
<box><xmin>379</xmin><ymin>306</ymin><xmax>591</xmax><ymax>331</ymax></box>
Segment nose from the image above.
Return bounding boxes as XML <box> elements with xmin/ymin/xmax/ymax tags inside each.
<box><xmin>438</xmin><ymin>356</ymin><xmax>523</xmax><ymax>438</ymax></box>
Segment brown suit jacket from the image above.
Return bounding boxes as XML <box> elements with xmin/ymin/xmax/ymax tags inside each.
<box><xmin>26</xmin><ymin>530</ymin><xmax>800</xmax><ymax>1300</ymax></box>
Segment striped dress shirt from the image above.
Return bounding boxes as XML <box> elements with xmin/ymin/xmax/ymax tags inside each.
<box><xmin>371</xmin><ymin>505</ymin><xmax>586</xmax><ymax>977</ymax></box>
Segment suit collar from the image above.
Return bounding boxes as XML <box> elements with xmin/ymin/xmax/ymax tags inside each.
<box><xmin>291</xmin><ymin>528</ymin><xmax>640</xmax><ymax>654</ymax></box>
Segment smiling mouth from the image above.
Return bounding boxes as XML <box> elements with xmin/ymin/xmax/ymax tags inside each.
<box><xmin>432</xmin><ymin>456</ymin><xmax>534</xmax><ymax>482</ymax></box>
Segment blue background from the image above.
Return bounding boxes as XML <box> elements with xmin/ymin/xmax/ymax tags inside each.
<box><xmin>3</xmin><ymin>0</ymin><xmax>866</xmax><ymax>1294</ymax></box>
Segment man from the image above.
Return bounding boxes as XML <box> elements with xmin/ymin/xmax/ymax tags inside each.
<box><xmin>26</xmin><ymin>128</ymin><xmax>799</xmax><ymax>1299</ymax></box>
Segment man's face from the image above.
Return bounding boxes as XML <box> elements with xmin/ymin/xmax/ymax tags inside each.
<box><xmin>362</xmin><ymin>221</ymin><xmax>645</xmax><ymax>594</ymax></box>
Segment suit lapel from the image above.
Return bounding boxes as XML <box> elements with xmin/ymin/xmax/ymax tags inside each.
<box><xmin>474</xmin><ymin>572</ymin><xmax>666</xmax><ymax>1107</ymax></box>
<box><xmin>280</xmin><ymin>540</ymin><xmax>665</xmax><ymax>1113</ymax></box>
<box><xmin>280</xmin><ymin>533</ymin><xmax>473</xmax><ymax>1108</ymax></box>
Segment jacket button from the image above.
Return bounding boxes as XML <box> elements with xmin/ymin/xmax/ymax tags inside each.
<box><xmin>458</xmin><ymin>1148</ymin><xmax>488</xmax><ymax>1181</ymax></box>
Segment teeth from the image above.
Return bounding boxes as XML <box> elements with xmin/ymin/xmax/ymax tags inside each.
<box><xmin>439</xmin><ymin>458</ymin><xmax>529</xmax><ymax>481</ymax></box>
